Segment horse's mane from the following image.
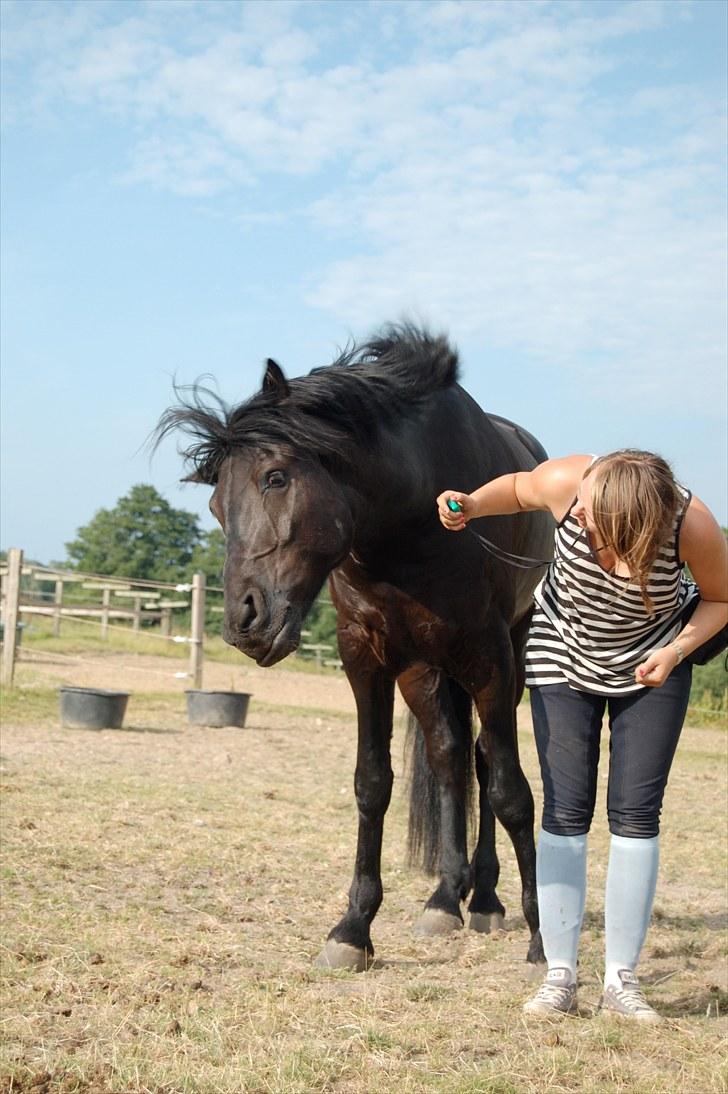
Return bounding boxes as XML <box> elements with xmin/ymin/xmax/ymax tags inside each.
<box><xmin>155</xmin><ymin>323</ymin><xmax>460</xmax><ymax>482</ymax></box>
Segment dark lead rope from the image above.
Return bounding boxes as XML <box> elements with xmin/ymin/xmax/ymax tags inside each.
<box><xmin>447</xmin><ymin>498</ymin><xmax>552</xmax><ymax>570</ymax></box>
<box><xmin>466</xmin><ymin>527</ymin><xmax>552</xmax><ymax>569</ymax></box>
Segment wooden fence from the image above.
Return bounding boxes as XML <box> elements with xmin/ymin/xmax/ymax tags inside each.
<box><xmin>0</xmin><ymin>549</ymin><xmax>209</xmax><ymax>689</ymax></box>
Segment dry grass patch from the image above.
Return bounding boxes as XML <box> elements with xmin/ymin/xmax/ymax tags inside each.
<box><xmin>1</xmin><ymin>667</ymin><xmax>726</xmax><ymax>1093</ymax></box>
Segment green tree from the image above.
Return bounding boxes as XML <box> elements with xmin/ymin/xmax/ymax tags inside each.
<box><xmin>190</xmin><ymin>527</ymin><xmax>227</xmax><ymax>629</ymax></box>
<box><xmin>190</xmin><ymin>527</ymin><xmax>226</xmax><ymax>589</ymax></box>
<box><xmin>684</xmin><ymin>526</ymin><xmax>728</xmax><ymax>709</ymax></box>
<box><xmin>65</xmin><ymin>485</ymin><xmax>201</xmax><ymax>582</ymax></box>
<box><xmin>303</xmin><ymin>588</ymin><xmax>339</xmax><ymax>656</ymax></box>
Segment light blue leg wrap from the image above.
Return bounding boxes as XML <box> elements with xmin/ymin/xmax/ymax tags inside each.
<box><xmin>604</xmin><ymin>833</ymin><xmax>659</xmax><ymax>987</ymax></box>
<box><xmin>536</xmin><ymin>829</ymin><xmax>588</xmax><ymax>979</ymax></box>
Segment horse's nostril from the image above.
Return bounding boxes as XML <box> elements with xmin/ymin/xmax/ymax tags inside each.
<box><xmin>238</xmin><ymin>590</ymin><xmax>267</xmax><ymax>634</ymax></box>
<box><xmin>239</xmin><ymin>593</ymin><xmax>258</xmax><ymax>631</ymax></box>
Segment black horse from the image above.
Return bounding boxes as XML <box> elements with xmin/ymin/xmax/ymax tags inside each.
<box><xmin>157</xmin><ymin>325</ymin><xmax>553</xmax><ymax>969</ymax></box>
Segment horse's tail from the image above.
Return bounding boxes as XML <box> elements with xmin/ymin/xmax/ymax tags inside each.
<box><xmin>405</xmin><ymin>678</ymin><xmax>474</xmax><ymax>876</ymax></box>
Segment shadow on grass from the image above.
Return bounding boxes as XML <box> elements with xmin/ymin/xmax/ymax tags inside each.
<box><xmin>653</xmin><ymin>911</ymin><xmax>727</xmax><ymax>932</ymax></box>
<box><xmin>243</xmin><ymin>722</ymin><xmax>314</xmax><ymax>734</ymax></box>
<box><xmin>369</xmin><ymin>956</ymin><xmax>454</xmax><ymax>971</ymax></box>
<box><xmin>660</xmin><ymin>986</ymin><xmax>727</xmax><ymax>1018</ymax></box>
<box><xmin>50</xmin><ymin>723</ymin><xmax>182</xmax><ymax>735</ymax></box>
<box><xmin>584</xmin><ymin>909</ymin><xmax>727</xmax><ymax>933</ymax></box>
<box><xmin>115</xmin><ymin>725</ymin><xmax>184</xmax><ymax>736</ymax></box>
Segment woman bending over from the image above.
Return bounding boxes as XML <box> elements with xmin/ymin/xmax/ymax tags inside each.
<box><xmin>437</xmin><ymin>450</ymin><xmax>727</xmax><ymax>1021</ymax></box>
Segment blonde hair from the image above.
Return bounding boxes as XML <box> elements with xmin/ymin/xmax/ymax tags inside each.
<box><xmin>587</xmin><ymin>450</ymin><xmax>683</xmax><ymax>614</ymax></box>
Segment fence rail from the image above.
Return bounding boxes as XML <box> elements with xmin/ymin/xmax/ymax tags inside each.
<box><xmin>0</xmin><ymin>550</ymin><xmax>211</xmax><ymax>688</ymax></box>
<box><xmin>1</xmin><ymin>551</ymin><xmax>344</xmax><ymax>689</ymax></box>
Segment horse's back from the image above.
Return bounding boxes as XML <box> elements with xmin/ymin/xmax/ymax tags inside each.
<box><xmin>484</xmin><ymin>412</ymin><xmax>548</xmax><ymax>469</ymax></box>
<box><xmin>446</xmin><ymin>387</ymin><xmax>545</xmax><ymax>472</ymax></box>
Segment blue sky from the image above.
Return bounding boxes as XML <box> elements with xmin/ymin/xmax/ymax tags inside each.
<box><xmin>1</xmin><ymin>0</ymin><xmax>726</xmax><ymax>564</ymax></box>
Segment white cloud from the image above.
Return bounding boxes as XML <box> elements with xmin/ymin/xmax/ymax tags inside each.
<box><xmin>2</xmin><ymin>0</ymin><xmax>725</xmax><ymax>414</ymax></box>
<box><xmin>260</xmin><ymin>28</ymin><xmax>318</xmax><ymax>68</ymax></box>
<box><xmin>120</xmin><ymin>131</ymin><xmax>255</xmax><ymax>196</ymax></box>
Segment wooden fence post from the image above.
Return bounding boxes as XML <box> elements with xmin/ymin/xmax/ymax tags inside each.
<box><xmin>189</xmin><ymin>572</ymin><xmax>205</xmax><ymax>690</ymax></box>
<box><xmin>132</xmin><ymin>595</ymin><xmax>143</xmax><ymax>634</ymax></box>
<box><xmin>1</xmin><ymin>548</ymin><xmax>23</xmax><ymax>687</ymax></box>
<box><xmin>101</xmin><ymin>588</ymin><xmax>111</xmax><ymax>640</ymax></box>
<box><xmin>53</xmin><ymin>579</ymin><xmax>64</xmax><ymax>637</ymax></box>
<box><xmin>157</xmin><ymin>600</ymin><xmax>188</xmax><ymax>637</ymax></box>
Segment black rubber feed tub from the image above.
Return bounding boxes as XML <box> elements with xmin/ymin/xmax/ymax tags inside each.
<box><xmin>59</xmin><ymin>687</ymin><xmax>129</xmax><ymax>729</ymax></box>
<box><xmin>185</xmin><ymin>690</ymin><xmax>251</xmax><ymax>728</ymax></box>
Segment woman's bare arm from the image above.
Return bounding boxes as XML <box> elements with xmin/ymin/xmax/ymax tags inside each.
<box><xmin>436</xmin><ymin>454</ymin><xmax>593</xmax><ymax>530</ymax></box>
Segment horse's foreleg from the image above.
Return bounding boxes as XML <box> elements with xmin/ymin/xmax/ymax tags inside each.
<box><xmin>474</xmin><ymin>664</ymin><xmax>544</xmax><ymax>965</ymax></box>
<box><xmin>398</xmin><ymin>667</ymin><xmax>471</xmax><ymax>937</ymax></box>
<box><xmin>314</xmin><ymin>670</ymin><xmax>395</xmax><ymax>972</ymax></box>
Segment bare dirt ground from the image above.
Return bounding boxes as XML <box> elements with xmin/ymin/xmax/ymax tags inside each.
<box><xmin>1</xmin><ymin>652</ymin><xmax>726</xmax><ymax>1093</ymax></box>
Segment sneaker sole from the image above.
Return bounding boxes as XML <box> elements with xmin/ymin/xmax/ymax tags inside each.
<box><xmin>523</xmin><ymin>1003</ymin><xmax>578</xmax><ymax>1018</ymax></box>
<box><xmin>598</xmin><ymin>1004</ymin><xmax>661</xmax><ymax>1024</ymax></box>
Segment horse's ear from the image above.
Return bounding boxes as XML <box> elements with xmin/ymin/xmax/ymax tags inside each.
<box><xmin>262</xmin><ymin>358</ymin><xmax>290</xmax><ymax>400</ymax></box>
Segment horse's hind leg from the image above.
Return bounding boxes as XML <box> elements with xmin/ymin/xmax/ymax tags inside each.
<box><xmin>398</xmin><ymin>666</ymin><xmax>472</xmax><ymax>936</ymax></box>
<box><xmin>469</xmin><ymin>609</ymin><xmax>530</xmax><ymax>935</ymax></box>
<box><xmin>473</xmin><ymin>638</ymin><xmax>544</xmax><ymax>964</ymax></box>
<box><xmin>315</xmin><ymin>667</ymin><xmax>395</xmax><ymax>972</ymax></box>
<box><xmin>468</xmin><ymin>747</ymin><xmax>506</xmax><ymax>934</ymax></box>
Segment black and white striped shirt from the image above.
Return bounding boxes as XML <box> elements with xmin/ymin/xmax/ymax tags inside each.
<box><xmin>525</xmin><ymin>493</ymin><xmax>698</xmax><ymax>695</ymax></box>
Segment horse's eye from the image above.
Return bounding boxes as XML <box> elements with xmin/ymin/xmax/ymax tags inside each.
<box><xmin>265</xmin><ymin>470</ymin><xmax>288</xmax><ymax>490</ymax></box>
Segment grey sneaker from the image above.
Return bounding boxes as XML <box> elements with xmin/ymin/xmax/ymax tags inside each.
<box><xmin>600</xmin><ymin>969</ymin><xmax>661</xmax><ymax>1023</ymax></box>
<box><xmin>523</xmin><ymin>967</ymin><xmax>577</xmax><ymax>1017</ymax></box>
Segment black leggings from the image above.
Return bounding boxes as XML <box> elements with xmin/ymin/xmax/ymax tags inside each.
<box><xmin>530</xmin><ymin>662</ymin><xmax>692</xmax><ymax>839</ymax></box>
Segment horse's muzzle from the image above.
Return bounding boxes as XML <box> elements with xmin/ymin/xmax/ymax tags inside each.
<box><xmin>223</xmin><ymin>592</ymin><xmax>302</xmax><ymax>667</ymax></box>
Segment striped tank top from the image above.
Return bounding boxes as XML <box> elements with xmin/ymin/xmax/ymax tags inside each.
<box><xmin>524</xmin><ymin>489</ymin><xmax>698</xmax><ymax>695</ymax></box>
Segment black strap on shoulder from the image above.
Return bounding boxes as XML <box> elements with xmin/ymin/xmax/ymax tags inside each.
<box><xmin>675</xmin><ymin>488</ymin><xmax>692</xmax><ymax>567</ymax></box>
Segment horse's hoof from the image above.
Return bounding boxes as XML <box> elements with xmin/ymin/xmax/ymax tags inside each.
<box><xmin>469</xmin><ymin>911</ymin><xmax>506</xmax><ymax>934</ymax></box>
<box><xmin>527</xmin><ymin>932</ymin><xmax>546</xmax><ymax>966</ymax></box>
<box><xmin>314</xmin><ymin>940</ymin><xmax>370</xmax><ymax>972</ymax></box>
<box><xmin>414</xmin><ymin>909</ymin><xmax>464</xmax><ymax>937</ymax></box>
<box><xmin>525</xmin><ymin>956</ymin><xmax>547</xmax><ymax>979</ymax></box>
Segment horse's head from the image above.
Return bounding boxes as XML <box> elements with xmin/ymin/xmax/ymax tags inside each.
<box><xmin>210</xmin><ymin>445</ymin><xmax>353</xmax><ymax>665</ymax></box>
<box><xmin>198</xmin><ymin>361</ymin><xmax>353</xmax><ymax>666</ymax></box>
<box><xmin>159</xmin><ymin>328</ymin><xmax>460</xmax><ymax>665</ymax></box>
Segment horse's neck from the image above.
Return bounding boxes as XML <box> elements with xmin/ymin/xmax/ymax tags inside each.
<box><xmin>345</xmin><ymin>430</ymin><xmax>435</xmax><ymax>557</ymax></box>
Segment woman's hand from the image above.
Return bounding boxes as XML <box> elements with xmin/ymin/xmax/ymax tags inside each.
<box><xmin>436</xmin><ymin>491</ymin><xmax>473</xmax><ymax>531</ymax></box>
<box><xmin>635</xmin><ymin>645</ymin><xmax>681</xmax><ymax>687</ymax></box>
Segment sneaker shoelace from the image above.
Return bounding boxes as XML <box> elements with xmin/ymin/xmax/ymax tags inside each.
<box><xmin>534</xmin><ymin>981</ymin><xmax>573</xmax><ymax>1007</ymax></box>
<box><xmin>612</xmin><ymin>983</ymin><xmax>653</xmax><ymax>1013</ymax></box>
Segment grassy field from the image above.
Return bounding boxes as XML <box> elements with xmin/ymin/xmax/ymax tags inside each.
<box><xmin>10</xmin><ymin>617</ymin><xmax>344</xmax><ymax>674</ymax></box>
<box><xmin>1</xmin><ymin>650</ymin><xmax>726</xmax><ymax>1093</ymax></box>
